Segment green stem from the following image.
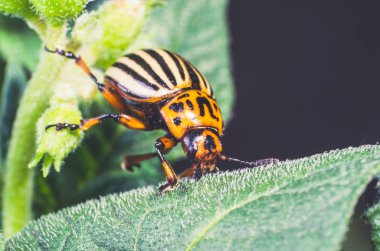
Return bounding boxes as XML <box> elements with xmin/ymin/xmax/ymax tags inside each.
<box><xmin>2</xmin><ymin>27</ymin><xmax>67</xmax><ymax>239</ymax></box>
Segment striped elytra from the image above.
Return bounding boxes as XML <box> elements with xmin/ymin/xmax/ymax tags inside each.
<box><xmin>105</xmin><ymin>49</ymin><xmax>213</xmax><ymax>101</ymax></box>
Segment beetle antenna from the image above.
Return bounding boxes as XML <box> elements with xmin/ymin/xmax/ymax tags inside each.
<box><xmin>219</xmin><ymin>155</ymin><xmax>279</xmax><ymax>167</ymax></box>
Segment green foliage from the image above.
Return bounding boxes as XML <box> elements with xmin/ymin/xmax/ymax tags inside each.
<box><xmin>0</xmin><ymin>0</ymin><xmax>33</xmax><ymax>18</ymax></box>
<box><xmin>0</xmin><ymin>64</ymin><xmax>27</xmax><ymax>161</ymax></box>
<box><xmin>366</xmin><ymin>200</ymin><xmax>380</xmax><ymax>250</ymax></box>
<box><xmin>0</xmin><ymin>17</ymin><xmax>40</xmax><ymax>161</ymax></box>
<box><xmin>72</xmin><ymin>0</ymin><xmax>155</xmax><ymax>68</ymax></box>
<box><xmin>0</xmin><ymin>17</ymin><xmax>40</xmax><ymax>235</ymax></box>
<box><xmin>0</xmin><ymin>232</ymin><xmax>3</xmax><ymax>251</ymax></box>
<box><xmin>30</xmin><ymin>0</ymin><xmax>90</xmax><ymax>26</ymax></box>
<box><xmin>6</xmin><ymin>146</ymin><xmax>380</xmax><ymax>250</ymax></box>
<box><xmin>0</xmin><ymin>17</ymin><xmax>40</xmax><ymax>69</ymax></box>
<box><xmin>28</xmin><ymin>105</ymin><xmax>84</xmax><ymax>177</ymax></box>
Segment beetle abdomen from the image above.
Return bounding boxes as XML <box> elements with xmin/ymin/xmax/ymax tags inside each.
<box><xmin>105</xmin><ymin>49</ymin><xmax>213</xmax><ymax>102</ymax></box>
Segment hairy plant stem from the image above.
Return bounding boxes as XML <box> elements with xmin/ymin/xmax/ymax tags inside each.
<box><xmin>2</xmin><ymin>26</ymin><xmax>67</xmax><ymax>239</ymax></box>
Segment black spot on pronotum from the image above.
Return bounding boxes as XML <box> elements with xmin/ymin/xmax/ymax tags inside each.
<box><xmin>196</xmin><ymin>96</ymin><xmax>218</xmax><ymax>121</ymax></box>
<box><xmin>178</xmin><ymin>93</ymin><xmax>190</xmax><ymax>99</ymax></box>
<box><xmin>169</xmin><ymin>102</ymin><xmax>184</xmax><ymax>112</ymax></box>
<box><xmin>173</xmin><ymin>117</ymin><xmax>182</xmax><ymax>126</ymax></box>
<box><xmin>204</xmin><ymin>135</ymin><xmax>216</xmax><ymax>152</ymax></box>
<box><xmin>186</xmin><ymin>100</ymin><xmax>194</xmax><ymax>110</ymax></box>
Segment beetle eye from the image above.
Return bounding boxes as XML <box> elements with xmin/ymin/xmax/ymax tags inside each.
<box><xmin>204</xmin><ymin>135</ymin><xmax>216</xmax><ymax>152</ymax></box>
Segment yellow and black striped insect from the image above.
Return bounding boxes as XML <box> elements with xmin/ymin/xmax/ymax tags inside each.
<box><xmin>45</xmin><ymin>47</ymin><xmax>278</xmax><ymax>193</ymax></box>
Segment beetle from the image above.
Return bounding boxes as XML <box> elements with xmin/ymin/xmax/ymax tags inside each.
<box><xmin>45</xmin><ymin>46</ymin><xmax>278</xmax><ymax>193</ymax></box>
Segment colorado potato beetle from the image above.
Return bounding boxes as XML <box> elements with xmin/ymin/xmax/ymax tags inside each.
<box><xmin>45</xmin><ymin>46</ymin><xmax>278</xmax><ymax>193</ymax></box>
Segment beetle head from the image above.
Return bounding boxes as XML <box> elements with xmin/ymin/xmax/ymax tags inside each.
<box><xmin>181</xmin><ymin>128</ymin><xmax>223</xmax><ymax>172</ymax></box>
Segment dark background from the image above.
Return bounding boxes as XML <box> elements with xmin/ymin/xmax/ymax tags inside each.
<box><xmin>224</xmin><ymin>1</ymin><xmax>380</xmax><ymax>250</ymax></box>
<box><xmin>225</xmin><ymin>0</ymin><xmax>380</xmax><ymax>160</ymax></box>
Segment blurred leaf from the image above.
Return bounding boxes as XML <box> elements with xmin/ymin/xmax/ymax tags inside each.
<box><xmin>72</xmin><ymin>0</ymin><xmax>153</xmax><ymax>68</ymax></box>
<box><xmin>0</xmin><ymin>15</ymin><xmax>41</xmax><ymax>71</ymax></box>
<box><xmin>0</xmin><ymin>63</ymin><xmax>27</xmax><ymax>161</ymax></box>
<box><xmin>7</xmin><ymin>146</ymin><xmax>380</xmax><ymax>250</ymax></box>
<box><xmin>33</xmin><ymin>0</ymin><xmax>233</xmax><ymax>213</ymax></box>
<box><xmin>0</xmin><ymin>16</ymin><xmax>40</xmax><ymax>161</ymax></box>
<box><xmin>0</xmin><ymin>232</ymin><xmax>3</xmax><ymax>251</ymax></box>
<box><xmin>0</xmin><ymin>0</ymin><xmax>34</xmax><ymax>18</ymax></box>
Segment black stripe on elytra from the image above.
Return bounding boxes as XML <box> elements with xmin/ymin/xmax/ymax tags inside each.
<box><xmin>186</xmin><ymin>100</ymin><xmax>194</xmax><ymax>110</ymax></box>
<box><xmin>105</xmin><ymin>76</ymin><xmax>148</xmax><ymax>99</ymax></box>
<box><xmin>196</xmin><ymin>96</ymin><xmax>219</xmax><ymax>121</ymax></box>
<box><xmin>169</xmin><ymin>102</ymin><xmax>184</xmax><ymax>113</ymax></box>
<box><xmin>213</xmin><ymin>102</ymin><xmax>218</xmax><ymax>111</ymax></box>
<box><xmin>165</xmin><ymin>50</ymin><xmax>185</xmax><ymax>81</ymax></box>
<box><xmin>183</xmin><ymin>60</ymin><xmax>201</xmax><ymax>90</ymax></box>
<box><xmin>192</xmin><ymin>66</ymin><xmax>209</xmax><ymax>92</ymax></box>
<box><xmin>126</xmin><ymin>53</ymin><xmax>170</xmax><ymax>89</ymax></box>
<box><xmin>145</xmin><ymin>49</ymin><xmax>177</xmax><ymax>86</ymax></box>
<box><xmin>112</xmin><ymin>62</ymin><xmax>159</xmax><ymax>91</ymax></box>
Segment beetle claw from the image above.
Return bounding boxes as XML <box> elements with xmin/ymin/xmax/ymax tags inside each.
<box><xmin>45</xmin><ymin>123</ymin><xmax>80</xmax><ymax>131</ymax></box>
<box><xmin>158</xmin><ymin>180</ymin><xmax>179</xmax><ymax>195</ymax></box>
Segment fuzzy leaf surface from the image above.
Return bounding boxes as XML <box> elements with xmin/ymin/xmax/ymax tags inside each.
<box><xmin>7</xmin><ymin>146</ymin><xmax>380</xmax><ymax>250</ymax></box>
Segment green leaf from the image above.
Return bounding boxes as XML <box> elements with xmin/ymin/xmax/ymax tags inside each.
<box><xmin>28</xmin><ymin>104</ymin><xmax>84</xmax><ymax>177</ymax></box>
<box><xmin>0</xmin><ymin>17</ymin><xmax>40</xmax><ymax>161</ymax></box>
<box><xmin>0</xmin><ymin>15</ymin><xmax>41</xmax><ymax>71</ymax></box>
<box><xmin>0</xmin><ymin>232</ymin><xmax>3</xmax><ymax>251</ymax></box>
<box><xmin>30</xmin><ymin>0</ymin><xmax>91</xmax><ymax>26</ymax></box>
<box><xmin>0</xmin><ymin>0</ymin><xmax>34</xmax><ymax>18</ymax></box>
<box><xmin>0</xmin><ymin>63</ymin><xmax>27</xmax><ymax>161</ymax></box>
<box><xmin>72</xmin><ymin>0</ymin><xmax>154</xmax><ymax>68</ymax></box>
<box><xmin>366</xmin><ymin>199</ymin><xmax>380</xmax><ymax>250</ymax></box>
<box><xmin>6</xmin><ymin>146</ymin><xmax>380</xmax><ymax>250</ymax></box>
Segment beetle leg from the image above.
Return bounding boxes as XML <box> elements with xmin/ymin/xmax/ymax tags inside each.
<box><xmin>45</xmin><ymin>113</ymin><xmax>147</xmax><ymax>131</ymax></box>
<box><xmin>178</xmin><ymin>166</ymin><xmax>193</xmax><ymax>178</ymax></box>
<box><xmin>154</xmin><ymin>136</ymin><xmax>179</xmax><ymax>194</ymax></box>
<box><xmin>122</xmin><ymin>153</ymin><xmax>156</xmax><ymax>172</ymax></box>
<box><xmin>122</xmin><ymin>135</ymin><xmax>177</xmax><ymax>172</ymax></box>
<box><xmin>44</xmin><ymin>46</ymin><xmax>105</xmax><ymax>92</ymax></box>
